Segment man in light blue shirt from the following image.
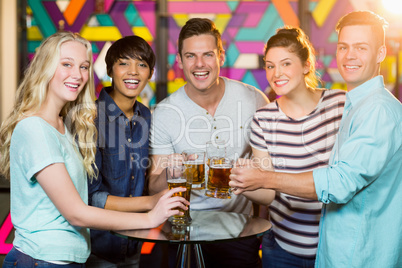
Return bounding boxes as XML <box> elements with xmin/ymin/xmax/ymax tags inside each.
<box><xmin>229</xmin><ymin>11</ymin><xmax>402</xmax><ymax>267</ymax></box>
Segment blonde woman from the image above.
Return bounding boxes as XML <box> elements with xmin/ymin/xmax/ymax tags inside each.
<box><xmin>0</xmin><ymin>32</ymin><xmax>188</xmax><ymax>267</ymax></box>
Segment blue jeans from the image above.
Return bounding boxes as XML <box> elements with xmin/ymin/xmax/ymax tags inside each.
<box><xmin>2</xmin><ymin>247</ymin><xmax>85</xmax><ymax>268</ymax></box>
<box><xmin>262</xmin><ymin>230</ymin><xmax>315</xmax><ymax>268</ymax></box>
<box><xmin>85</xmin><ymin>251</ymin><xmax>140</xmax><ymax>268</ymax></box>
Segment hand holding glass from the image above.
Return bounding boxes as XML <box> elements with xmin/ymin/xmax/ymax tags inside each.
<box><xmin>167</xmin><ymin>165</ymin><xmax>192</xmax><ymax>225</ymax></box>
<box><xmin>182</xmin><ymin>150</ymin><xmax>205</xmax><ymax>190</ymax></box>
<box><xmin>205</xmin><ymin>157</ymin><xmax>234</xmax><ymax>199</ymax></box>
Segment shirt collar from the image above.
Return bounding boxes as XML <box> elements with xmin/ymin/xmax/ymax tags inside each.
<box><xmin>346</xmin><ymin>76</ymin><xmax>384</xmax><ymax>107</ymax></box>
<box><xmin>97</xmin><ymin>87</ymin><xmax>141</xmax><ymax>122</ymax></box>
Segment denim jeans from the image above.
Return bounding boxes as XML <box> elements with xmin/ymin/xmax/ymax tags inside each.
<box><xmin>85</xmin><ymin>251</ymin><xmax>141</xmax><ymax>268</ymax></box>
<box><xmin>262</xmin><ymin>230</ymin><xmax>315</xmax><ymax>268</ymax></box>
<box><xmin>2</xmin><ymin>247</ymin><xmax>85</xmax><ymax>268</ymax></box>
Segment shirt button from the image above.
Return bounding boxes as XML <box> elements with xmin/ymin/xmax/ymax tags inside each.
<box><xmin>131</xmin><ymin>176</ymin><xmax>135</xmax><ymax>180</ymax></box>
<box><xmin>214</xmin><ymin>126</ymin><xmax>217</xmax><ymax>129</ymax></box>
<box><xmin>206</xmin><ymin>112</ymin><xmax>209</xmax><ymax>115</ymax></box>
<box><xmin>126</xmin><ymin>121</ymin><xmax>128</xmax><ymax>126</ymax></box>
<box><xmin>216</xmin><ymin>136</ymin><xmax>219</xmax><ymax>139</ymax></box>
<box><xmin>214</xmin><ymin>119</ymin><xmax>216</xmax><ymax>121</ymax></box>
<box><xmin>131</xmin><ymin>156</ymin><xmax>134</xmax><ymax>161</ymax></box>
<box><xmin>133</xmin><ymin>122</ymin><xmax>136</xmax><ymax>126</ymax></box>
<box><xmin>128</xmin><ymin>138</ymin><xmax>132</xmax><ymax>143</ymax></box>
<box><xmin>129</xmin><ymin>194</ymin><xmax>132</xmax><ymax>197</ymax></box>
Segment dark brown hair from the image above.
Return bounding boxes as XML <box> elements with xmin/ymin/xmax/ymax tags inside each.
<box><xmin>178</xmin><ymin>18</ymin><xmax>223</xmax><ymax>57</ymax></box>
<box><xmin>264</xmin><ymin>26</ymin><xmax>319</xmax><ymax>89</ymax></box>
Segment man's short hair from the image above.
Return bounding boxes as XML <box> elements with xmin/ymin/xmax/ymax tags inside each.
<box><xmin>336</xmin><ymin>11</ymin><xmax>389</xmax><ymax>47</ymax></box>
<box><xmin>177</xmin><ymin>18</ymin><xmax>224</xmax><ymax>57</ymax></box>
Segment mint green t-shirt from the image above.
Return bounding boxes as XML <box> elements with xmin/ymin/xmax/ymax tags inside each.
<box><xmin>10</xmin><ymin>117</ymin><xmax>90</xmax><ymax>263</ymax></box>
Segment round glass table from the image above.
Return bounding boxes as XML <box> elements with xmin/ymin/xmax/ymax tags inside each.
<box><xmin>113</xmin><ymin>210</ymin><xmax>272</xmax><ymax>268</ymax></box>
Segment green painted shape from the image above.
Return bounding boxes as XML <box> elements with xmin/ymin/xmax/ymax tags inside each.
<box><xmin>309</xmin><ymin>2</ymin><xmax>318</xmax><ymax>11</ymax></box>
<box><xmin>226</xmin><ymin>43</ymin><xmax>239</xmax><ymax>67</ymax></box>
<box><xmin>323</xmin><ymin>55</ymin><xmax>333</xmax><ymax>67</ymax></box>
<box><xmin>31</xmin><ymin>17</ymin><xmax>38</xmax><ymax>26</ymax></box>
<box><xmin>168</xmin><ymin>54</ymin><xmax>176</xmax><ymax>66</ymax></box>
<box><xmin>28</xmin><ymin>0</ymin><xmax>57</xmax><ymax>37</ymax></box>
<box><xmin>96</xmin><ymin>14</ymin><xmax>114</xmax><ymax>27</ymax></box>
<box><xmin>227</xmin><ymin>1</ymin><xmax>239</xmax><ymax>12</ymax></box>
<box><xmin>28</xmin><ymin>41</ymin><xmax>42</xmax><ymax>53</ymax></box>
<box><xmin>328</xmin><ymin>31</ymin><xmax>338</xmax><ymax>43</ymax></box>
<box><xmin>125</xmin><ymin>3</ymin><xmax>145</xmax><ymax>27</ymax></box>
<box><xmin>92</xmin><ymin>43</ymin><xmax>99</xmax><ymax>54</ymax></box>
<box><xmin>243</xmin><ymin>70</ymin><xmax>259</xmax><ymax>88</ymax></box>
<box><xmin>236</xmin><ymin>5</ymin><xmax>283</xmax><ymax>42</ymax></box>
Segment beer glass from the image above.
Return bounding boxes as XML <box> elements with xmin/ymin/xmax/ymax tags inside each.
<box><xmin>182</xmin><ymin>150</ymin><xmax>206</xmax><ymax>190</ymax></box>
<box><xmin>167</xmin><ymin>165</ymin><xmax>192</xmax><ymax>225</ymax></box>
<box><xmin>206</xmin><ymin>141</ymin><xmax>226</xmax><ymax>165</ymax></box>
<box><xmin>205</xmin><ymin>157</ymin><xmax>234</xmax><ymax>199</ymax></box>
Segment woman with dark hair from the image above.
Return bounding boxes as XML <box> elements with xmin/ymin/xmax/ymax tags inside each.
<box><xmin>86</xmin><ymin>35</ymin><xmax>169</xmax><ymax>267</ymax></box>
<box><xmin>232</xmin><ymin>26</ymin><xmax>346</xmax><ymax>267</ymax></box>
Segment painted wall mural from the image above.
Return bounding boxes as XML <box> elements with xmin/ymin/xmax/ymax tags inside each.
<box><xmin>1</xmin><ymin>0</ymin><xmax>401</xmax><ymax>257</ymax></box>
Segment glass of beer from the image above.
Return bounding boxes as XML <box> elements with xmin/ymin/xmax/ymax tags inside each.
<box><xmin>206</xmin><ymin>141</ymin><xmax>226</xmax><ymax>165</ymax></box>
<box><xmin>182</xmin><ymin>150</ymin><xmax>205</xmax><ymax>190</ymax></box>
<box><xmin>167</xmin><ymin>165</ymin><xmax>192</xmax><ymax>226</ymax></box>
<box><xmin>205</xmin><ymin>157</ymin><xmax>233</xmax><ymax>199</ymax></box>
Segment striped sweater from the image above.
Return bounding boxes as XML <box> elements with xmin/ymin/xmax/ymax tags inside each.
<box><xmin>250</xmin><ymin>89</ymin><xmax>346</xmax><ymax>257</ymax></box>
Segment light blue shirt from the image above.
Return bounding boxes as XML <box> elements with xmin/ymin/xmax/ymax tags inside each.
<box><xmin>313</xmin><ymin>76</ymin><xmax>402</xmax><ymax>268</ymax></box>
<box><xmin>10</xmin><ymin>117</ymin><xmax>90</xmax><ymax>263</ymax></box>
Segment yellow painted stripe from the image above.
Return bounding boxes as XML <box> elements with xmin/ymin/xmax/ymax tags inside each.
<box><xmin>214</xmin><ymin>14</ymin><xmax>231</xmax><ymax>35</ymax></box>
<box><xmin>312</xmin><ymin>0</ymin><xmax>336</xmax><ymax>27</ymax></box>
<box><xmin>27</xmin><ymin>26</ymin><xmax>43</xmax><ymax>41</ymax></box>
<box><xmin>80</xmin><ymin>26</ymin><xmax>122</xmax><ymax>41</ymax></box>
<box><xmin>132</xmin><ymin>27</ymin><xmax>154</xmax><ymax>42</ymax></box>
<box><xmin>172</xmin><ymin>14</ymin><xmax>189</xmax><ymax>28</ymax></box>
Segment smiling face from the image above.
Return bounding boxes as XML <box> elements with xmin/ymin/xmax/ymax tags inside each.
<box><xmin>336</xmin><ymin>25</ymin><xmax>386</xmax><ymax>91</ymax></box>
<box><xmin>110</xmin><ymin>56</ymin><xmax>152</xmax><ymax>101</ymax></box>
<box><xmin>265</xmin><ymin>46</ymin><xmax>309</xmax><ymax>97</ymax></box>
<box><xmin>177</xmin><ymin>34</ymin><xmax>225</xmax><ymax>94</ymax></box>
<box><xmin>47</xmin><ymin>41</ymin><xmax>90</xmax><ymax>105</ymax></box>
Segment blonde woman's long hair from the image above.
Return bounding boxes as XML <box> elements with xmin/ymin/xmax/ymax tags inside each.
<box><xmin>0</xmin><ymin>31</ymin><xmax>97</xmax><ymax>179</ymax></box>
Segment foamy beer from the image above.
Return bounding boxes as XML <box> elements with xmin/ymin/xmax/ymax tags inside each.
<box><xmin>167</xmin><ymin>165</ymin><xmax>192</xmax><ymax>225</ymax></box>
<box><xmin>206</xmin><ymin>141</ymin><xmax>226</xmax><ymax>163</ymax></box>
<box><xmin>182</xmin><ymin>150</ymin><xmax>205</xmax><ymax>189</ymax></box>
<box><xmin>205</xmin><ymin>157</ymin><xmax>233</xmax><ymax>199</ymax></box>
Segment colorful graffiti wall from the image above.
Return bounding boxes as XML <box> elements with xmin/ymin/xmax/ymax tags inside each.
<box><xmin>1</xmin><ymin>0</ymin><xmax>401</xmax><ymax>258</ymax></box>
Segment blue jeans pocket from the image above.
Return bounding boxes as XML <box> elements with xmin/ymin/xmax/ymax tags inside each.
<box><xmin>262</xmin><ymin>229</ymin><xmax>276</xmax><ymax>250</ymax></box>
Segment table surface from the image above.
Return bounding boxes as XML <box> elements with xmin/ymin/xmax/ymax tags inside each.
<box><xmin>113</xmin><ymin>211</ymin><xmax>272</xmax><ymax>245</ymax></box>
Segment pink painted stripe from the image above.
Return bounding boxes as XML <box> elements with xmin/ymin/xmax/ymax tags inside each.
<box><xmin>0</xmin><ymin>213</ymin><xmax>13</xmax><ymax>254</ymax></box>
<box><xmin>169</xmin><ymin>2</ymin><xmax>230</xmax><ymax>13</ymax></box>
<box><xmin>104</xmin><ymin>0</ymin><xmax>114</xmax><ymax>12</ymax></box>
<box><xmin>236</xmin><ymin>41</ymin><xmax>265</xmax><ymax>53</ymax></box>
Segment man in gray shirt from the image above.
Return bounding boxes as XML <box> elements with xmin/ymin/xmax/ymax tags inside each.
<box><xmin>149</xmin><ymin>18</ymin><xmax>269</xmax><ymax>267</ymax></box>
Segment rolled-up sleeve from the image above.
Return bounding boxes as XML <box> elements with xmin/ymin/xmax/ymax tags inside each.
<box><xmin>313</xmin><ymin>104</ymin><xmax>400</xmax><ymax>204</ymax></box>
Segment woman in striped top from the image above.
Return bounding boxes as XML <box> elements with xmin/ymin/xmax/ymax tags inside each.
<box><xmin>231</xmin><ymin>27</ymin><xmax>346</xmax><ymax>267</ymax></box>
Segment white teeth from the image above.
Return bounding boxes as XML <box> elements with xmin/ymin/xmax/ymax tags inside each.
<box><xmin>346</xmin><ymin>66</ymin><xmax>359</xmax><ymax>69</ymax></box>
<box><xmin>65</xmin><ymin>83</ymin><xmax>78</xmax><ymax>88</ymax></box>
<box><xmin>275</xmin><ymin>80</ymin><xmax>288</xmax><ymax>85</ymax></box>
<box><xmin>194</xmin><ymin>72</ymin><xmax>208</xmax><ymax>77</ymax></box>
<box><xmin>124</xmin><ymin>79</ymin><xmax>139</xmax><ymax>84</ymax></box>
